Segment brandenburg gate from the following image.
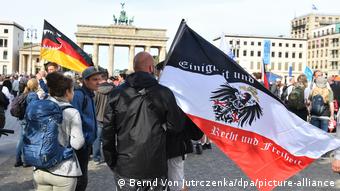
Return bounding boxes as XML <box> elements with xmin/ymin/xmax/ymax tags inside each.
<box><xmin>75</xmin><ymin>4</ymin><xmax>168</xmax><ymax>76</ymax></box>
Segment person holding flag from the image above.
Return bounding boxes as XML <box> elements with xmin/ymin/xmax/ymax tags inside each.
<box><xmin>159</xmin><ymin>20</ymin><xmax>340</xmax><ymax>191</ymax></box>
<box><xmin>102</xmin><ymin>52</ymin><xmax>184</xmax><ymax>191</ymax></box>
<box><xmin>36</xmin><ymin>62</ymin><xmax>60</xmax><ymax>95</ymax></box>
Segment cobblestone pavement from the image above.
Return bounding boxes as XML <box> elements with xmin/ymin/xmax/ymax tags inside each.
<box><xmin>1</xmin><ymin>147</ymin><xmax>340</xmax><ymax>191</ymax></box>
<box><xmin>1</xmin><ymin>111</ymin><xmax>340</xmax><ymax>191</ymax></box>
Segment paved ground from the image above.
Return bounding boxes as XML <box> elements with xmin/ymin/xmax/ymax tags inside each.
<box><xmin>1</xmin><ymin>110</ymin><xmax>340</xmax><ymax>191</ymax></box>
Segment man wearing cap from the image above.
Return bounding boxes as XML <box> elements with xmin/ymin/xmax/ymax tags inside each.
<box><xmin>71</xmin><ymin>66</ymin><xmax>102</xmax><ymax>191</ymax></box>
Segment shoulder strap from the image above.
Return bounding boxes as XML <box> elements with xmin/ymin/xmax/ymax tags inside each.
<box><xmin>60</xmin><ymin>105</ymin><xmax>74</xmax><ymax>111</ymax></box>
<box><xmin>75</xmin><ymin>88</ymin><xmax>88</xmax><ymax>110</ymax></box>
<box><xmin>140</xmin><ymin>85</ymin><xmax>165</xmax><ymax>123</ymax></box>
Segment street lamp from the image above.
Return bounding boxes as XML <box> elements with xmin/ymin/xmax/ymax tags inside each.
<box><xmin>26</xmin><ymin>27</ymin><xmax>37</xmax><ymax>75</ymax></box>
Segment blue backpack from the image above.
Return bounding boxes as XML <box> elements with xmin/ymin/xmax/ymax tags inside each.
<box><xmin>23</xmin><ymin>99</ymin><xmax>74</xmax><ymax>169</ymax></box>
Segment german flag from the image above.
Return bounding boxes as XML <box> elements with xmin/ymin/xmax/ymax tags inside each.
<box><xmin>40</xmin><ymin>20</ymin><xmax>93</xmax><ymax>72</ymax></box>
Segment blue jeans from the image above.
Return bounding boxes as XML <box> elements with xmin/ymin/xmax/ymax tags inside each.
<box><xmin>15</xmin><ymin>121</ymin><xmax>25</xmax><ymax>162</ymax></box>
<box><xmin>310</xmin><ymin>117</ymin><xmax>329</xmax><ymax>132</ymax></box>
<box><xmin>92</xmin><ymin>122</ymin><xmax>103</xmax><ymax>161</ymax></box>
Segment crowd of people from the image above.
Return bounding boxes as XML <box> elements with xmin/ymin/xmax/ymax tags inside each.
<box><xmin>259</xmin><ymin>70</ymin><xmax>340</xmax><ymax>132</ymax></box>
<box><xmin>0</xmin><ymin>52</ymin><xmax>204</xmax><ymax>191</ymax></box>
<box><xmin>253</xmin><ymin>70</ymin><xmax>340</xmax><ymax>172</ymax></box>
<box><xmin>2</xmin><ymin>53</ymin><xmax>340</xmax><ymax>190</ymax></box>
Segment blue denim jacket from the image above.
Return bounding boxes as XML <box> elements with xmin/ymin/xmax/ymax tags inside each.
<box><xmin>26</xmin><ymin>92</ymin><xmax>39</xmax><ymax>104</ymax></box>
<box><xmin>71</xmin><ymin>86</ymin><xmax>97</xmax><ymax>145</ymax></box>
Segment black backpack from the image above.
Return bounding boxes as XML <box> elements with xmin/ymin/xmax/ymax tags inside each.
<box><xmin>287</xmin><ymin>86</ymin><xmax>305</xmax><ymax>110</ymax></box>
<box><xmin>10</xmin><ymin>93</ymin><xmax>28</xmax><ymax>120</ymax></box>
<box><xmin>311</xmin><ymin>94</ymin><xmax>326</xmax><ymax>116</ymax></box>
<box><xmin>0</xmin><ymin>85</ymin><xmax>9</xmax><ymax>110</ymax></box>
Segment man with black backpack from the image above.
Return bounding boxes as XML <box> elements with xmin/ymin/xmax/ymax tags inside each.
<box><xmin>102</xmin><ymin>52</ymin><xmax>184</xmax><ymax>191</ymax></box>
<box><xmin>286</xmin><ymin>74</ymin><xmax>309</xmax><ymax>121</ymax></box>
<box><xmin>71</xmin><ymin>66</ymin><xmax>103</xmax><ymax>191</ymax></box>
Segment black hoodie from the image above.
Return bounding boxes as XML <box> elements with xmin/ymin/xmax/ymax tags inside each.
<box><xmin>102</xmin><ymin>71</ymin><xmax>184</xmax><ymax>179</ymax></box>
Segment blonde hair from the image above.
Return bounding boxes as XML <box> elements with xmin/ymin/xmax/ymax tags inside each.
<box><xmin>297</xmin><ymin>74</ymin><xmax>308</xmax><ymax>88</ymax></box>
<box><xmin>311</xmin><ymin>87</ymin><xmax>329</xmax><ymax>103</ymax></box>
<box><xmin>24</xmin><ymin>78</ymin><xmax>39</xmax><ymax>94</ymax></box>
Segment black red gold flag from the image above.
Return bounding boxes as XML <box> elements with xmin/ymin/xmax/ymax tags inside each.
<box><xmin>40</xmin><ymin>20</ymin><xmax>93</xmax><ymax>72</ymax></box>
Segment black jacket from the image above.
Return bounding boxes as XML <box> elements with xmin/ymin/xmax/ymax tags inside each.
<box><xmin>166</xmin><ymin>110</ymin><xmax>203</xmax><ymax>159</ymax></box>
<box><xmin>102</xmin><ymin>72</ymin><xmax>184</xmax><ymax>179</ymax></box>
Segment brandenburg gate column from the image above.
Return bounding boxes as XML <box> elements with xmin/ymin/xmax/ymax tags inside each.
<box><xmin>159</xmin><ymin>46</ymin><xmax>166</xmax><ymax>62</ymax></box>
<box><xmin>108</xmin><ymin>44</ymin><xmax>114</xmax><ymax>76</ymax></box>
<box><xmin>19</xmin><ymin>54</ymin><xmax>24</xmax><ymax>74</ymax></box>
<box><xmin>31</xmin><ymin>59</ymin><xmax>36</xmax><ymax>75</ymax></box>
<box><xmin>128</xmin><ymin>45</ymin><xmax>135</xmax><ymax>71</ymax></box>
<box><xmin>144</xmin><ymin>46</ymin><xmax>151</xmax><ymax>53</ymax></box>
<box><xmin>93</xmin><ymin>43</ymin><xmax>99</xmax><ymax>68</ymax></box>
<box><xmin>22</xmin><ymin>55</ymin><xmax>27</xmax><ymax>74</ymax></box>
<box><xmin>28</xmin><ymin>54</ymin><xmax>32</xmax><ymax>75</ymax></box>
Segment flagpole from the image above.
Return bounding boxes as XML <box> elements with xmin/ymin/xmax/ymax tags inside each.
<box><xmin>163</xmin><ymin>19</ymin><xmax>187</xmax><ymax>66</ymax></box>
<box><xmin>26</xmin><ymin>27</ymin><xmax>37</xmax><ymax>75</ymax></box>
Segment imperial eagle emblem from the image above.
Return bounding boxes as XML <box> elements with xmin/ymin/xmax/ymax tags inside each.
<box><xmin>210</xmin><ymin>83</ymin><xmax>263</xmax><ymax>127</ymax></box>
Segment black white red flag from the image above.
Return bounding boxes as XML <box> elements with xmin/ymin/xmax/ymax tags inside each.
<box><xmin>159</xmin><ymin>20</ymin><xmax>340</xmax><ymax>191</ymax></box>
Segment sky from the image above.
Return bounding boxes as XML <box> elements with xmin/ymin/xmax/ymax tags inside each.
<box><xmin>1</xmin><ymin>0</ymin><xmax>340</xmax><ymax>70</ymax></box>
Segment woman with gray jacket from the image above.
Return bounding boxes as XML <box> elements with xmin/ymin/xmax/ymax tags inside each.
<box><xmin>33</xmin><ymin>72</ymin><xmax>85</xmax><ymax>191</ymax></box>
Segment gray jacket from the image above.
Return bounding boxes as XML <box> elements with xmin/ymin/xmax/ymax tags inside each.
<box><xmin>94</xmin><ymin>82</ymin><xmax>115</xmax><ymax>122</ymax></box>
